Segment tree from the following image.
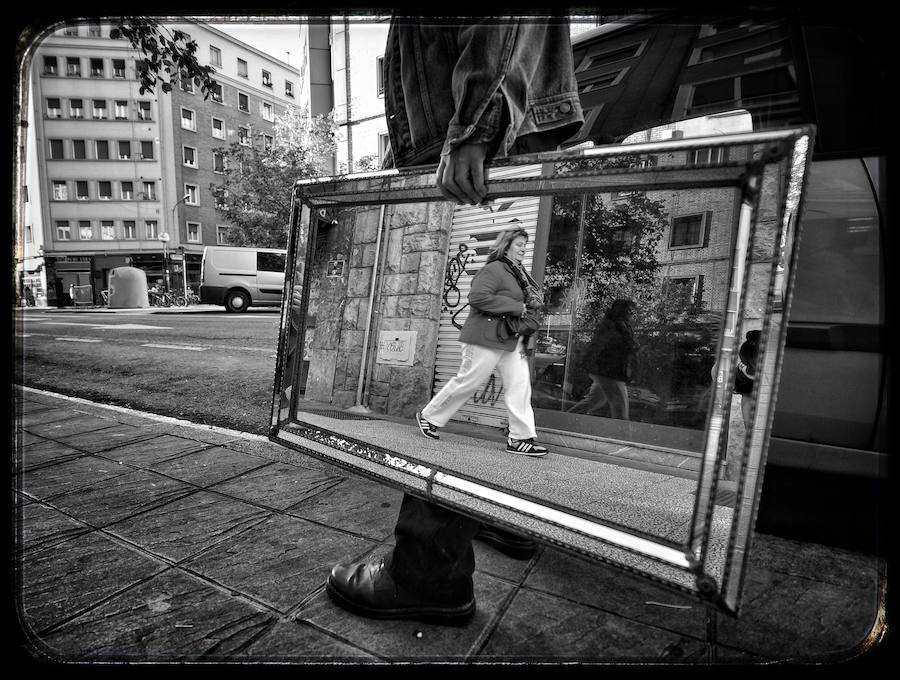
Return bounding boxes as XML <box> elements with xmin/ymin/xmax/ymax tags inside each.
<box><xmin>109</xmin><ymin>18</ymin><xmax>217</xmax><ymax>99</ymax></box>
<box><xmin>211</xmin><ymin>106</ymin><xmax>338</xmax><ymax>248</ymax></box>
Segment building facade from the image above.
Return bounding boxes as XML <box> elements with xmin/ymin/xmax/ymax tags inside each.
<box><xmin>20</xmin><ymin>19</ymin><xmax>299</xmax><ymax>305</ymax></box>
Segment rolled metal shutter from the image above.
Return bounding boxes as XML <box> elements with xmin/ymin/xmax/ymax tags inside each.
<box><xmin>434</xmin><ymin>164</ymin><xmax>542</xmax><ymax>428</ymax></box>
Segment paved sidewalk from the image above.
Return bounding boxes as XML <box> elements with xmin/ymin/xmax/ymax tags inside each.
<box><xmin>12</xmin><ymin>387</ymin><xmax>887</xmax><ymax>665</ymax></box>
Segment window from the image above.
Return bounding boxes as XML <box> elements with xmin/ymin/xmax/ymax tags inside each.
<box><xmin>90</xmin><ymin>58</ymin><xmax>104</xmax><ymax>77</ymax></box>
<box><xmin>216</xmin><ymin>225</ymin><xmax>229</xmax><ymax>244</ymax></box>
<box><xmin>376</xmin><ymin>55</ymin><xmax>384</xmax><ymax>96</ymax></box>
<box><xmin>142</xmin><ymin>181</ymin><xmax>157</xmax><ymax>200</ymax></box>
<box><xmin>210</xmin><ymin>82</ymin><xmax>223</xmax><ymax>103</ymax></box>
<box><xmin>182</xmin><ymin>145</ymin><xmax>197</xmax><ymax>167</ymax></box>
<box><xmin>56</xmin><ymin>221</ymin><xmax>71</xmax><ymax>240</ymax></box>
<box><xmin>98</xmin><ymin>181</ymin><xmax>112</xmax><ymax>200</ymax></box>
<box><xmin>95</xmin><ymin>140</ymin><xmax>109</xmax><ymax>159</ymax></box>
<box><xmin>378</xmin><ymin>132</ymin><xmax>390</xmax><ymax>165</ymax></box>
<box><xmin>238</xmin><ymin>126</ymin><xmax>250</xmax><ymax>146</ymax></box>
<box><xmin>180</xmin><ymin>77</ymin><xmax>194</xmax><ymax>93</ymax></box>
<box><xmin>257</xmin><ymin>251</ymin><xmax>286</xmax><ymax>272</ymax></box>
<box><xmin>211</xmin><ymin>116</ymin><xmax>225</xmax><ymax>139</ymax></box>
<box><xmin>665</xmin><ymin>275</ymin><xmax>704</xmax><ymax>308</ymax></box>
<box><xmin>577</xmin><ymin>67</ymin><xmax>629</xmax><ymax>93</ymax></box>
<box><xmin>88</xmin><ymin>22</ymin><xmax>102</xmax><ymax>37</ymax></box>
<box><xmin>25</xmin><ymin>224</ymin><xmax>32</xmax><ymax>243</ymax></box>
<box><xmin>670</xmin><ymin>213</ymin><xmax>709</xmax><ymax>249</ymax></box>
<box><xmin>73</xmin><ymin>140</ymin><xmax>86</xmax><ymax>159</ymax></box>
<box><xmin>76</xmin><ymin>181</ymin><xmax>88</xmax><ymax>200</ymax></box>
<box><xmin>49</xmin><ymin>139</ymin><xmax>64</xmax><ymax>159</ymax></box>
<box><xmin>137</xmin><ymin>101</ymin><xmax>151</xmax><ymax>120</ymax></box>
<box><xmin>215</xmin><ymin>188</ymin><xmax>229</xmax><ymax>209</ymax></box>
<box><xmin>92</xmin><ymin>99</ymin><xmax>107</xmax><ymax>119</ymax></box>
<box><xmin>69</xmin><ymin>98</ymin><xmax>83</xmax><ymax>118</ymax></box>
<box><xmin>140</xmin><ymin>140</ymin><xmax>154</xmax><ymax>159</ymax></box>
<box><xmin>145</xmin><ymin>220</ymin><xmax>158</xmax><ymax>239</ymax></box>
<box><xmin>121</xmin><ymin>181</ymin><xmax>134</xmax><ymax>200</ymax></box>
<box><xmin>263</xmin><ymin>134</ymin><xmax>273</xmax><ymax>150</ymax></box>
<box><xmin>184</xmin><ymin>184</ymin><xmax>198</xmax><ymax>204</ymax></box>
<box><xmin>261</xmin><ymin>101</ymin><xmax>273</xmax><ymax>121</ymax></box>
<box><xmin>66</xmin><ymin>57</ymin><xmax>81</xmax><ymax>77</ymax></box>
<box><xmin>181</xmin><ymin>107</ymin><xmax>195</xmax><ymax>130</ymax></box>
<box><xmin>285</xmin><ymin>80</ymin><xmax>294</xmax><ymax>98</ymax></box>
<box><xmin>262</xmin><ymin>69</ymin><xmax>272</xmax><ymax>87</ymax></box>
<box><xmin>46</xmin><ymin>98</ymin><xmax>61</xmax><ymax>117</ymax></box>
<box><xmin>78</xmin><ymin>221</ymin><xmax>92</xmax><ymax>239</ymax></box>
<box><xmin>115</xmin><ymin>100</ymin><xmax>128</xmax><ymax>119</ymax></box>
<box><xmin>113</xmin><ymin>59</ymin><xmax>125</xmax><ymax>78</ymax></box>
<box><xmin>43</xmin><ymin>56</ymin><xmax>58</xmax><ymax>75</ymax></box>
<box><xmin>209</xmin><ymin>45</ymin><xmax>222</xmax><ymax>66</ymax></box>
<box><xmin>238</xmin><ymin>92</ymin><xmax>249</xmax><ymax>112</ymax></box>
<box><xmin>117</xmin><ymin>140</ymin><xmax>131</xmax><ymax>159</ymax></box>
<box><xmin>101</xmin><ymin>221</ymin><xmax>115</xmax><ymax>240</ymax></box>
<box><xmin>213</xmin><ymin>150</ymin><xmax>226</xmax><ymax>173</ymax></box>
<box><xmin>237</xmin><ymin>58</ymin><xmax>248</xmax><ymax>77</ymax></box>
<box><xmin>52</xmin><ymin>181</ymin><xmax>68</xmax><ymax>200</ymax></box>
<box><xmin>64</xmin><ymin>23</ymin><xmax>78</xmax><ymax>36</ymax></box>
<box><xmin>187</xmin><ymin>222</ymin><xmax>201</xmax><ymax>242</ymax></box>
<box><xmin>690</xmin><ymin>147</ymin><xmax>727</xmax><ymax>165</ymax></box>
<box><xmin>123</xmin><ymin>221</ymin><xmax>136</xmax><ymax>239</ymax></box>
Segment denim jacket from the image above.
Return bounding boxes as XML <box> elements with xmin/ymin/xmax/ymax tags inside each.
<box><xmin>384</xmin><ymin>18</ymin><xmax>585</xmax><ymax>167</ymax></box>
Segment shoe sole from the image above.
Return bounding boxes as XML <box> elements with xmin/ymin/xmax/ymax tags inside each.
<box><xmin>505</xmin><ymin>446</ymin><xmax>548</xmax><ymax>457</ymax></box>
<box><xmin>325</xmin><ymin>580</ymin><xmax>475</xmax><ymax>625</ymax></box>
<box><xmin>415</xmin><ymin>411</ymin><xmax>439</xmax><ymax>439</ymax></box>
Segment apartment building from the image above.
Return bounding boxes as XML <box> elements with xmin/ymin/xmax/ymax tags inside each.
<box><xmin>21</xmin><ymin>19</ymin><xmax>299</xmax><ymax>305</ymax></box>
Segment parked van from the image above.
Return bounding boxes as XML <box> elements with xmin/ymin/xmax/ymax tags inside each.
<box><xmin>199</xmin><ymin>246</ymin><xmax>287</xmax><ymax>312</ymax></box>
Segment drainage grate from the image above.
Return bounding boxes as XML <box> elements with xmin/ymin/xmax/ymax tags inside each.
<box><xmin>296</xmin><ymin>408</ymin><xmax>379</xmax><ymax>421</ymax></box>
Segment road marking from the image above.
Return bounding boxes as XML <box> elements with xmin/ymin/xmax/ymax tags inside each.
<box><xmin>217</xmin><ymin>345</ymin><xmax>275</xmax><ymax>352</ymax></box>
<box><xmin>56</xmin><ymin>337</ymin><xmax>102</xmax><ymax>343</ymax></box>
<box><xmin>37</xmin><ymin>321</ymin><xmax>173</xmax><ymax>330</ymax></box>
<box><xmin>142</xmin><ymin>343</ymin><xmax>208</xmax><ymax>351</ymax></box>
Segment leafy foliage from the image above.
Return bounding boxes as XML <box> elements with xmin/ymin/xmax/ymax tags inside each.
<box><xmin>210</xmin><ymin>107</ymin><xmax>338</xmax><ymax>248</ymax></box>
<box><xmin>109</xmin><ymin>18</ymin><xmax>217</xmax><ymax>98</ymax></box>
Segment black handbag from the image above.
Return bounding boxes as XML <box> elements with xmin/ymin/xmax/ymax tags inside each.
<box><xmin>497</xmin><ymin>313</ymin><xmax>541</xmax><ymax>341</ymax></box>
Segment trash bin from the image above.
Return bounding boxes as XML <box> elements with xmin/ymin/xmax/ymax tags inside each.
<box><xmin>108</xmin><ymin>267</ymin><xmax>150</xmax><ymax>308</ymax></box>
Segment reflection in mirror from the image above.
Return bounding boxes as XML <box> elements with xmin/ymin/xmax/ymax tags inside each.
<box><xmin>269</xmin><ymin>128</ymin><xmax>813</xmax><ymax>614</ymax></box>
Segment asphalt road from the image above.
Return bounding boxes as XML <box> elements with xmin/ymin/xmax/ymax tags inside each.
<box><xmin>14</xmin><ymin>308</ymin><xmax>284</xmax><ymax>434</ymax></box>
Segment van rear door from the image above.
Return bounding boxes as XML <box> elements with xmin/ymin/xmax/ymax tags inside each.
<box><xmin>256</xmin><ymin>251</ymin><xmax>286</xmax><ymax>304</ymax></box>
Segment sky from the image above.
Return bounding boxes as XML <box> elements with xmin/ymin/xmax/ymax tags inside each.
<box><xmin>208</xmin><ymin>21</ymin><xmax>303</xmax><ymax>68</ymax></box>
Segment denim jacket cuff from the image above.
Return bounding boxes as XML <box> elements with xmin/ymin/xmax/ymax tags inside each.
<box><xmin>442</xmin><ymin>93</ymin><xmax>504</xmax><ymax>156</ymax></box>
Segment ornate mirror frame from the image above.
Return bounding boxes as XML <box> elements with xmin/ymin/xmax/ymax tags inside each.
<box><xmin>269</xmin><ymin>126</ymin><xmax>814</xmax><ymax>615</ymax></box>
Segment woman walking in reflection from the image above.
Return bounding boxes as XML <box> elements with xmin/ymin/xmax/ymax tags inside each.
<box><xmin>567</xmin><ymin>298</ymin><xmax>638</xmax><ymax>420</ymax></box>
<box><xmin>415</xmin><ymin>224</ymin><xmax>549</xmax><ymax>456</ymax></box>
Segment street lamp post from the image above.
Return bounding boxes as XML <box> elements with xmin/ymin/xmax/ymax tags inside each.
<box><xmin>170</xmin><ymin>193</ymin><xmax>191</xmax><ymax>294</ymax></box>
<box><xmin>157</xmin><ymin>232</ymin><xmax>170</xmax><ymax>291</ymax></box>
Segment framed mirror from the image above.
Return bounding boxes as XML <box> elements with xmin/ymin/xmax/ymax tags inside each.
<box><xmin>269</xmin><ymin>126</ymin><xmax>814</xmax><ymax>615</ymax></box>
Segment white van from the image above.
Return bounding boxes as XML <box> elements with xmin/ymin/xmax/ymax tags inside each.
<box><xmin>199</xmin><ymin>246</ymin><xmax>287</xmax><ymax>312</ymax></box>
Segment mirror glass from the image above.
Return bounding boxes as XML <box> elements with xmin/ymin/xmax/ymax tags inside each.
<box><xmin>269</xmin><ymin>127</ymin><xmax>813</xmax><ymax>614</ymax></box>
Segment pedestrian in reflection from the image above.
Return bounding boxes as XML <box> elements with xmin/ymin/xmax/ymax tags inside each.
<box><xmin>325</xmin><ymin>17</ymin><xmax>583</xmax><ymax>626</ymax></box>
<box><xmin>567</xmin><ymin>299</ymin><xmax>637</xmax><ymax>419</ymax></box>
<box><xmin>416</xmin><ymin>223</ymin><xmax>548</xmax><ymax>456</ymax></box>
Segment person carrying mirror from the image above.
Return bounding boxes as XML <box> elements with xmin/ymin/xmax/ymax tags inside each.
<box><xmin>325</xmin><ymin>16</ymin><xmax>583</xmax><ymax>625</ymax></box>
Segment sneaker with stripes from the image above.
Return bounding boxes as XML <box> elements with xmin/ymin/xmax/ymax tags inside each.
<box><xmin>415</xmin><ymin>410</ymin><xmax>439</xmax><ymax>440</ymax></box>
<box><xmin>506</xmin><ymin>438</ymin><xmax>548</xmax><ymax>456</ymax></box>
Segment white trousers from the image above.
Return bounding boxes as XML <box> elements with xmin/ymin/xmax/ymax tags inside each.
<box><xmin>422</xmin><ymin>340</ymin><xmax>536</xmax><ymax>440</ymax></box>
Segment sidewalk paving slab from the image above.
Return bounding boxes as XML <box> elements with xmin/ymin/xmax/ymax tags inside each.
<box><xmin>13</xmin><ymin>387</ymin><xmax>888</xmax><ymax>665</ymax></box>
